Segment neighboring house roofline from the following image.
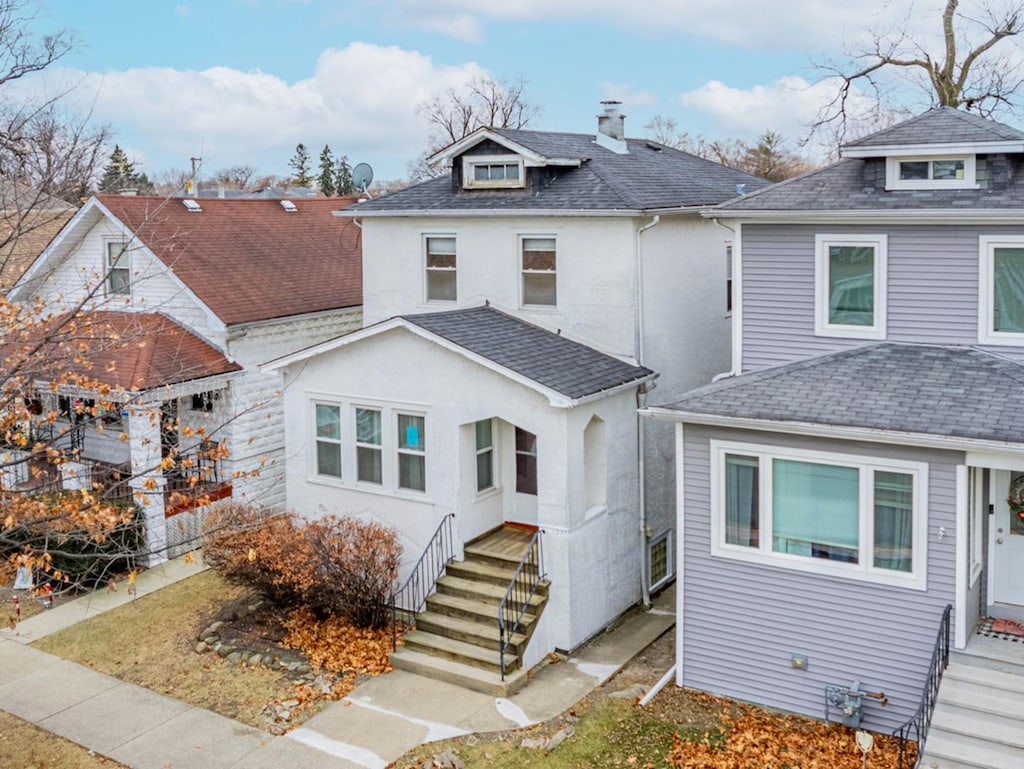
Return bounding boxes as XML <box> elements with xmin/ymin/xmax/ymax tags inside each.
<box><xmin>704</xmin><ymin>208</ymin><xmax>1024</xmax><ymax>224</ymax></box>
<box><xmin>334</xmin><ymin>205</ymin><xmax>708</xmax><ymax>219</ymax></box>
<box><xmin>841</xmin><ymin>139</ymin><xmax>1024</xmax><ymax>158</ymax></box>
<box><xmin>264</xmin><ymin>307</ymin><xmax>656</xmax><ymax>408</ymax></box>
<box><xmin>427</xmin><ymin>126</ymin><xmax>585</xmax><ymax>168</ymax></box>
<box><xmin>13</xmin><ymin>196</ymin><xmax>103</xmax><ymax>290</ymax></box>
<box><xmin>642</xmin><ymin>406</ymin><xmax>1024</xmax><ymax>456</ymax></box>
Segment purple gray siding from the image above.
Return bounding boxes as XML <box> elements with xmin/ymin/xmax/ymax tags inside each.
<box><xmin>741</xmin><ymin>224</ymin><xmax>1024</xmax><ymax>373</ymax></box>
<box><xmin>681</xmin><ymin>424</ymin><xmax>960</xmax><ymax>732</ymax></box>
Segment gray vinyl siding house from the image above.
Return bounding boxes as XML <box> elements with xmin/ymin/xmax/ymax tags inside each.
<box><xmin>646</xmin><ymin>108</ymin><xmax>1024</xmax><ymax>733</ymax></box>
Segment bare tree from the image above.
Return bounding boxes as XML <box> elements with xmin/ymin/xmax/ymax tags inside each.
<box><xmin>409</xmin><ymin>75</ymin><xmax>542</xmax><ymax>182</ymax></box>
<box><xmin>816</xmin><ymin>0</ymin><xmax>1024</xmax><ymax>140</ymax></box>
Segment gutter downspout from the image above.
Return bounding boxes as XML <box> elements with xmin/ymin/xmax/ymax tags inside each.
<box><xmin>635</xmin><ymin>215</ymin><xmax>660</xmax><ymax>609</ymax></box>
<box><xmin>710</xmin><ymin>216</ymin><xmax>738</xmax><ymax>382</ymax></box>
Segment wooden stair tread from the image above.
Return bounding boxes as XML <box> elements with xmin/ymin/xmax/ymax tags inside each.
<box><xmin>416</xmin><ymin>611</ymin><xmax>528</xmax><ymax>646</ymax></box>
<box><xmin>427</xmin><ymin>591</ymin><xmax>544</xmax><ymax>621</ymax></box>
<box><xmin>403</xmin><ymin>629</ymin><xmax>510</xmax><ymax>666</ymax></box>
<box><xmin>389</xmin><ymin>648</ymin><xmax>529</xmax><ymax>697</ymax></box>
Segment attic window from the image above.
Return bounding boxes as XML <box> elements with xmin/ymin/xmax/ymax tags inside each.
<box><xmin>462</xmin><ymin>155</ymin><xmax>525</xmax><ymax>189</ymax></box>
<box><xmin>280</xmin><ymin>200</ymin><xmax>297</xmax><ymax>212</ymax></box>
<box><xmin>885</xmin><ymin>155</ymin><xmax>977</xmax><ymax>190</ymax></box>
<box><xmin>182</xmin><ymin>199</ymin><xmax>202</xmax><ymax>212</ymax></box>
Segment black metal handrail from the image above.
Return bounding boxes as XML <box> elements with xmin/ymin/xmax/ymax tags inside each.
<box><xmin>894</xmin><ymin>603</ymin><xmax>952</xmax><ymax>769</ymax></box>
<box><xmin>498</xmin><ymin>528</ymin><xmax>545</xmax><ymax>680</ymax></box>
<box><xmin>390</xmin><ymin>513</ymin><xmax>456</xmax><ymax>649</ymax></box>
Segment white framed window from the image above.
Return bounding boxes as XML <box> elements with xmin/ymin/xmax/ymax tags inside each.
<box><xmin>515</xmin><ymin>427</ymin><xmax>537</xmax><ymax>496</ymax></box>
<box><xmin>425</xmin><ymin>235</ymin><xmax>457</xmax><ymax>302</ymax></box>
<box><xmin>649</xmin><ymin>532</ymin><xmax>672</xmax><ymax>589</ymax></box>
<box><xmin>885</xmin><ymin>155</ymin><xmax>977</xmax><ymax>190</ymax></box>
<box><xmin>355</xmin><ymin>407</ymin><xmax>383</xmax><ymax>484</ymax></box>
<box><xmin>814</xmin><ymin>234</ymin><xmax>887</xmax><ymax>340</ymax></box>
<box><xmin>520</xmin><ymin>236</ymin><xmax>557</xmax><ymax>307</ymax></box>
<box><xmin>979</xmin><ymin>235</ymin><xmax>1024</xmax><ymax>345</ymax></box>
<box><xmin>397</xmin><ymin>413</ymin><xmax>426</xmax><ymax>491</ymax></box>
<box><xmin>314</xmin><ymin>403</ymin><xmax>342</xmax><ymax>478</ymax></box>
<box><xmin>462</xmin><ymin>154</ymin><xmax>525</xmax><ymax>189</ymax></box>
<box><xmin>710</xmin><ymin>440</ymin><xmax>928</xmax><ymax>590</ymax></box>
<box><xmin>106</xmin><ymin>241</ymin><xmax>130</xmax><ymax>296</ymax></box>
<box><xmin>475</xmin><ymin>419</ymin><xmax>494</xmax><ymax>493</ymax></box>
<box><xmin>725</xmin><ymin>243</ymin><xmax>734</xmax><ymax>315</ymax></box>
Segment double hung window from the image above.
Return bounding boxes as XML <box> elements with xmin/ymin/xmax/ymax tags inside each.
<box><xmin>515</xmin><ymin>427</ymin><xmax>538</xmax><ymax>495</ymax></box>
<box><xmin>475</xmin><ymin>419</ymin><xmax>494</xmax><ymax>492</ymax></box>
<box><xmin>521</xmin><ymin>237</ymin><xmax>557</xmax><ymax>307</ymax></box>
<box><xmin>107</xmin><ymin>242</ymin><xmax>130</xmax><ymax>296</ymax></box>
<box><xmin>814</xmin><ymin>234</ymin><xmax>887</xmax><ymax>339</ymax></box>
<box><xmin>714</xmin><ymin>441</ymin><xmax>925</xmax><ymax>589</ymax></box>
<box><xmin>980</xmin><ymin>236</ymin><xmax>1024</xmax><ymax>344</ymax></box>
<box><xmin>315</xmin><ymin>404</ymin><xmax>342</xmax><ymax>478</ymax></box>
<box><xmin>425</xmin><ymin>236</ymin><xmax>457</xmax><ymax>302</ymax></box>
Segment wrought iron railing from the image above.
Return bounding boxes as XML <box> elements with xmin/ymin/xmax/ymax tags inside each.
<box><xmin>390</xmin><ymin>513</ymin><xmax>456</xmax><ymax>649</ymax></box>
<box><xmin>164</xmin><ymin>440</ymin><xmax>225</xmax><ymax>493</ymax></box>
<box><xmin>498</xmin><ymin>528</ymin><xmax>545</xmax><ymax>679</ymax></box>
<box><xmin>894</xmin><ymin>603</ymin><xmax>952</xmax><ymax>769</ymax></box>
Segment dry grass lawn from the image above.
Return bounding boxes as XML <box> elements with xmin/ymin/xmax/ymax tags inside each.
<box><xmin>0</xmin><ymin>710</ymin><xmax>128</xmax><ymax>768</ymax></box>
<box><xmin>32</xmin><ymin>570</ymin><xmax>297</xmax><ymax>728</ymax></box>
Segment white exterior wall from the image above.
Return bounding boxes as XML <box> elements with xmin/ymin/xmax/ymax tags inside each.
<box><xmin>226</xmin><ymin>308</ymin><xmax>362</xmax><ymax>511</ymax></box>
<box><xmin>360</xmin><ymin>216</ymin><xmax>638</xmax><ymax>360</ymax></box>
<box><xmin>279</xmin><ymin>327</ymin><xmax>643</xmax><ymax>651</ymax></box>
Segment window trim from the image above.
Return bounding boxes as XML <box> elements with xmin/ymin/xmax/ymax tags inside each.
<box><xmin>814</xmin><ymin>233</ymin><xmax>887</xmax><ymax>340</ymax></box>
<box><xmin>978</xmin><ymin>235</ymin><xmax>1024</xmax><ymax>345</ymax></box>
<box><xmin>105</xmin><ymin>240</ymin><xmax>130</xmax><ymax>297</ymax></box>
<box><xmin>423</xmin><ymin>234</ymin><xmax>458</xmax><ymax>304</ymax></box>
<box><xmin>462</xmin><ymin>154</ymin><xmax>525</xmax><ymax>189</ymax></box>
<box><xmin>709</xmin><ymin>439</ymin><xmax>928</xmax><ymax>591</ymax></box>
<box><xmin>519</xmin><ymin>234</ymin><xmax>558</xmax><ymax>309</ymax></box>
<box><xmin>885</xmin><ymin>155</ymin><xmax>977</xmax><ymax>191</ymax></box>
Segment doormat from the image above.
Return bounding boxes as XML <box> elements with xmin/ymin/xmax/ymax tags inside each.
<box><xmin>979</xmin><ymin>616</ymin><xmax>1024</xmax><ymax>641</ymax></box>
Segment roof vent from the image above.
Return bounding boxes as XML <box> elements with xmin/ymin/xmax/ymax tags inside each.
<box><xmin>280</xmin><ymin>199</ymin><xmax>297</xmax><ymax>212</ymax></box>
<box><xmin>735</xmin><ymin>184</ymin><xmax>747</xmax><ymax>196</ymax></box>
<box><xmin>182</xmin><ymin>199</ymin><xmax>202</xmax><ymax>212</ymax></box>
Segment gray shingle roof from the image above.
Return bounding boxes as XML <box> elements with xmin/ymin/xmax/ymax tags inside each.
<box><xmin>658</xmin><ymin>343</ymin><xmax>1024</xmax><ymax>445</ymax></box>
<box><xmin>718</xmin><ymin>108</ymin><xmax>1024</xmax><ymax>213</ymax></box>
<box><xmin>402</xmin><ymin>305</ymin><xmax>653</xmax><ymax>400</ymax></box>
<box><xmin>845</xmin><ymin>107</ymin><xmax>1024</xmax><ymax>148</ymax></box>
<box><xmin>352</xmin><ymin>129</ymin><xmax>769</xmax><ymax>213</ymax></box>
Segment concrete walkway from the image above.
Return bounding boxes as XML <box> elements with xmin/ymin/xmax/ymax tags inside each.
<box><xmin>0</xmin><ymin>555</ymin><xmax>675</xmax><ymax>769</ymax></box>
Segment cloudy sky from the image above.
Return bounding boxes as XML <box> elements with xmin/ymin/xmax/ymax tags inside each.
<box><xmin>28</xmin><ymin>0</ymin><xmax>993</xmax><ymax>183</ymax></box>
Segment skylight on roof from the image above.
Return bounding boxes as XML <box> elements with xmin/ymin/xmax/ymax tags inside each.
<box><xmin>182</xmin><ymin>199</ymin><xmax>202</xmax><ymax>212</ymax></box>
<box><xmin>280</xmin><ymin>200</ymin><xmax>297</xmax><ymax>212</ymax></box>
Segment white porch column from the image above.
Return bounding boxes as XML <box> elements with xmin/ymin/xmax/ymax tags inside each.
<box><xmin>127</xmin><ymin>407</ymin><xmax>167</xmax><ymax>566</ymax></box>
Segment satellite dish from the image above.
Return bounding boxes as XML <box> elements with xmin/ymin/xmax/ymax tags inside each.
<box><xmin>352</xmin><ymin>162</ymin><xmax>374</xmax><ymax>192</ymax></box>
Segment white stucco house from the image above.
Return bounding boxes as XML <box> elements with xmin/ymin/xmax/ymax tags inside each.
<box><xmin>8</xmin><ymin>194</ymin><xmax>363</xmax><ymax>561</ymax></box>
<box><xmin>265</xmin><ymin>103</ymin><xmax>769</xmax><ymax>690</ymax></box>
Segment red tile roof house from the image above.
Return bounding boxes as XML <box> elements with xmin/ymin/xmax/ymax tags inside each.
<box><xmin>8</xmin><ymin>194</ymin><xmax>363</xmax><ymax>563</ymax></box>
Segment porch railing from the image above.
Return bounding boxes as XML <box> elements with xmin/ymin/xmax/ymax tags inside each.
<box><xmin>390</xmin><ymin>513</ymin><xmax>456</xmax><ymax>649</ymax></box>
<box><xmin>498</xmin><ymin>528</ymin><xmax>545</xmax><ymax>680</ymax></box>
<box><xmin>894</xmin><ymin>603</ymin><xmax>952</xmax><ymax>769</ymax></box>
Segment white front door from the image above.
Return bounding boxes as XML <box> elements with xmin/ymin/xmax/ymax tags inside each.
<box><xmin>991</xmin><ymin>469</ymin><xmax>1024</xmax><ymax>609</ymax></box>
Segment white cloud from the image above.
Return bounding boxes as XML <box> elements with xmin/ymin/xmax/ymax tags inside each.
<box><xmin>392</xmin><ymin>0</ymin><xmax>927</xmax><ymax>49</ymax></box>
<box><xmin>599</xmin><ymin>82</ymin><xmax>657</xmax><ymax>108</ymax></box>
<box><xmin>678</xmin><ymin>76</ymin><xmax>884</xmax><ymax>156</ymax></box>
<box><xmin>175</xmin><ymin>4</ymin><xmax>190</xmax><ymax>17</ymax></box>
<box><xmin>50</xmin><ymin>43</ymin><xmax>486</xmax><ymax>180</ymax></box>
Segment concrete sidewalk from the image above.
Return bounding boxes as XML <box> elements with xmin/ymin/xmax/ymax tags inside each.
<box><xmin>0</xmin><ymin>555</ymin><xmax>675</xmax><ymax>769</ymax></box>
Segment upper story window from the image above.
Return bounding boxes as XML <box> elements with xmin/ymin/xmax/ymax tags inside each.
<box><xmin>520</xmin><ymin>236</ymin><xmax>557</xmax><ymax>307</ymax></box>
<box><xmin>106</xmin><ymin>241</ymin><xmax>130</xmax><ymax>296</ymax></box>
<box><xmin>712</xmin><ymin>440</ymin><xmax>927</xmax><ymax>590</ymax></box>
<box><xmin>885</xmin><ymin>155</ymin><xmax>977</xmax><ymax>190</ymax></box>
<box><xmin>814</xmin><ymin>234</ymin><xmax>887</xmax><ymax>340</ymax></box>
<box><xmin>979</xmin><ymin>235</ymin><xmax>1024</xmax><ymax>345</ymax></box>
<box><xmin>462</xmin><ymin>155</ymin><xmax>525</xmax><ymax>189</ymax></box>
<box><xmin>425</xmin><ymin>236</ymin><xmax>457</xmax><ymax>302</ymax></box>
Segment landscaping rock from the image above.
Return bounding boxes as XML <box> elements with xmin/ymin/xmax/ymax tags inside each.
<box><xmin>546</xmin><ymin>725</ymin><xmax>575</xmax><ymax>751</ymax></box>
<box><xmin>295</xmin><ymin>663</ymin><xmax>311</xmax><ymax>675</ymax></box>
<box><xmin>520</xmin><ymin>737</ymin><xmax>547</xmax><ymax>750</ymax></box>
<box><xmin>217</xmin><ymin>644</ymin><xmax>235</xmax><ymax>658</ymax></box>
<box><xmin>195</xmin><ymin>642</ymin><xmax>209</xmax><ymax>654</ymax></box>
<box><xmin>610</xmin><ymin>683</ymin><xmax>647</xmax><ymax>700</ymax></box>
<box><xmin>433</xmin><ymin>749</ymin><xmax>464</xmax><ymax>769</ymax></box>
<box><xmin>281</xmin><ymin>699</ymin><xmax>300</xmax><ymax>709</ymax></box>
<box><xmin>227</xmin><ymin>652</ymin><xmax>242</xmax><ymax>665</ymax></box>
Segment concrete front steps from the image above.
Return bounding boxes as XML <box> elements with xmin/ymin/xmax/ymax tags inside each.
<box><xmin>920</xmin><ymin>660</ymin><xmax>1024</xmax><ymax>768</ymax></box>
<box><xmin>390</xmin><ymin>527</ymin><xmax>549</xmax><ymax>697</ymax></box>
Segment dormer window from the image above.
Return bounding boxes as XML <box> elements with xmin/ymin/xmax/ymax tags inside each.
<box><xmin>885</xmin><ymin>155</ymin><xmax>976</xmax><ymax>190</ymax></box>
<box><xmin>462</xmin><ymin>155</ymin><xmax>525</xmax><ymax>189</ymax></box>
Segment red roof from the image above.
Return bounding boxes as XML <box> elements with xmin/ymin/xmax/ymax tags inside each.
<box><xmin>96</xmin><ymin>195</ymin><xmax>362</xmax><ymax>325</ymax></box>
<box><xmin>5</xmin><ymin>312</ymin><xmax>240</xmax><ymax>391</ymax></box>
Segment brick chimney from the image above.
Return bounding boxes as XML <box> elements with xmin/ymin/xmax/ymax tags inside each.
<box><xmin>596</xmin><ymin>101</ymin><xmax>628</xmax><ymax>154</ymax></box>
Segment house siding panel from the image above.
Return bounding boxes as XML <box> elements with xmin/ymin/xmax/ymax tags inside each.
<box><xmin>741</xmin><ymin>224</ymin><xmax>1024</xmax><ymax>372</ymax></box>
<box><xmin>681</xmin><ymin>424</ymin><xmax>961</xmax><ymax>733</ymax></box>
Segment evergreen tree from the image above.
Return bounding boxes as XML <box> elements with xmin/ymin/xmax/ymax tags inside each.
<box><xmin>334</xmin><ymin>155</ymin><xmax>355</xmax><ymax>195</ymax></box>
<box><xmin>288</xmin><ymin>143</ymin><xmax>312</xmax><ymax>187</ymax></box>
<box><xmin>317</xmin><ymin>145</ymin><xmax>336</xmax><ymax>196</ymax></box>
<box><xmin>98</xmin><ymin>145</ymin><xmax>153</xmax><ymax>193</ymax></box>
